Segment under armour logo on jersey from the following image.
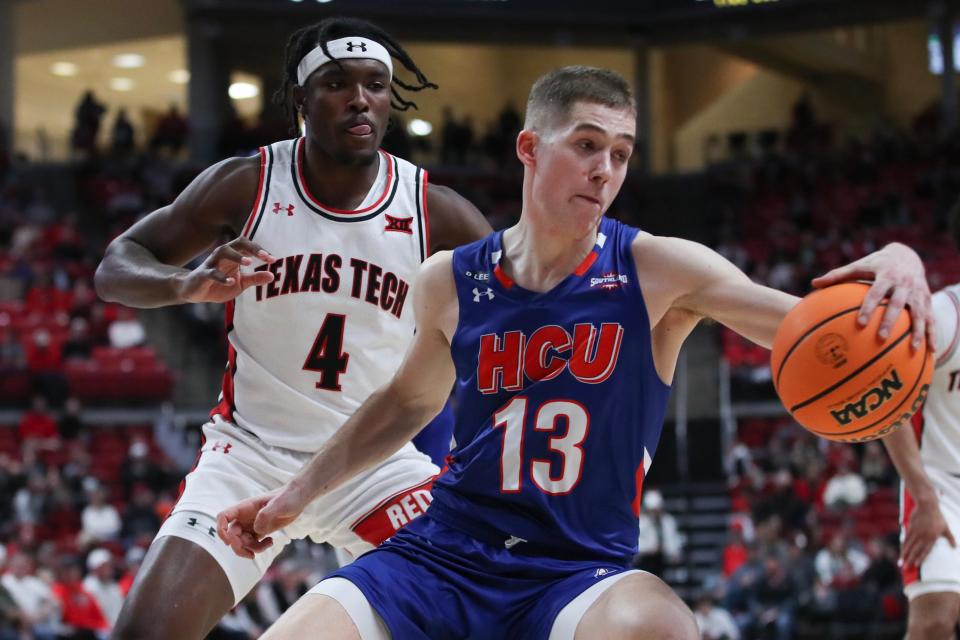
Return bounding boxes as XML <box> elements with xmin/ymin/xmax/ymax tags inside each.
<box><xmin>384</xmin><ymin>215</ymin><xmax>414</xmax><ymax>234</ymax></box>
<box><xmin>346</xmin><ymin>41</ymin><xmax>367</xmax><ymax>52</ymax></box>
<box><xmin>473</xmin><ymin>287</ymin><xmax>495</xmax><ymax>302</ymax></box>
<box><xmin>210</xmin><ymin>441</ymin><xmax>232</xmax><ymax>454</ymax></box>
<box><xmin>504</xmin><ymin>535</ymin><xmax>527</xmax><ymax>549</ymax></box>
<box><xmin>272</xmin><ymin>202</ymin><xmax>295</xmax><ymax>216</ymax></box>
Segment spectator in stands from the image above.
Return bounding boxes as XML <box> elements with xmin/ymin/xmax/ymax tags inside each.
<box><xmin>722</xmin><ymin>521</ymin><xmax>751</xmax><ymax>578</ymax></box>
<box><xmin>0</xmin><ymin>325</ymin><xmax>26</xmax><ymax>374</ymax></box>
<box><xmin>118</xmin><ymin>546</ymin><xmax>145</xmax><ymax>597</ymax></box>
<box><xmin>13</xmin><ymin>471</ymin><xmax>49</xmax><ymax>525</ymax></box>
<box><xmin>149</xmin><ymin>104</ymin><xmax>189</xmax><ymax>155</ymax></box>
<box><xmin>694</xmin><ymin>592</ymin><xmax>740</xmax><ymax>640</ymax></box>
<box><xmin>18</xmin><ymin>395</ymin><xmax>60</xmax><ymax>453</ymax></box>
<box><xmin>71</xmin><ymin>90</ymin><xmax>106</xmax><ymax>157</ymax></box>
<box><xmin>860</xmin><ymin>535</ymin><xmax>901</xmax><ymax>599</ymax></box>
<box><xmin>859</xmin><ymin>440</ymin><xmax>896</xmax><ymax>490</ymax></box>
<box><xmin>106</xmin><ymin>306</ymin><xmax>145</xmax><ymax>349</ymax></box>
<box><xmin>120</xmin><ymin>485</ymin><xmax>160</xmax><ymax>545</ymax></box>
<box><xmin>213</xmin><ymin>591</ymin><xmax>266</xmax><ymax>640</ymax></box>
<box><xmin>82</xmin><ymin>548</ymin><xmax>123</xmax><ymax>626</ymax></box>
<box><xmin>69</xmin><ymin>280</ymin><xmax>97</xmax><ymax>317</ymax></box>
<box><xmin>51</xmin><ymin>555</ymin><xmax>109</xmax><ymax>639</ymax></box>
<box><xmin>79</xmin><ymin>484</ymin><xmax>120</xmax><ymax>547</ymax></box>
<box><xmin>61</xmin><ymin>445</ymin><xmax>92</xmax><ymax>496</ymax></box>
<box><xmin>254</xmin><ymin>558</ymin><xmax>310</xmax><ymax>626</ymax></box>
<box><xmin>753</xmin><ymin>469</ymin><xmax>809</xmax><ymax>536</ymax></box>
<box><xmin>381</xmin><ymin>113</ymin><xmax>412</xmax><ymax>159</ymax></box>
<box><xmin>0</xmin><ymin>574</ymin><xmax>24</xmax><ymax>640</ymax></box>
<box><xmin>822</xmin><ymin>457</ymin><xmax>867</xmax><ymax>510</ymax></box>
<box><xmin>634</xmin><ymin>489</ymin><xmax>684</xmax><ymax>576</ymax></box>
<box><xmin>814</xmin><ymin>533</ymin><xmax>869</xmax><ymax>586</ymax></box>
<box><xmin>748</xmin><ymin>554</ymin><xmax>797</xmax><ymax>640</ymax></box>
<box><xmin>119</xmin><ymin>437</ymin><xmax>168</xmax><ymax>499</ymax></box>
<box><xmin>58</xmin><ymin>397</ymin><xmax>87</xmax><ymax>442</ymax></box>
<box><xmin>1</xmin><ymin>551</ymin><xmax>58</xmax><ymax>640</ymax></box>
<box><xmin>62</xmin><ymin>318</ymin><xmax>92</xmax><ymax>361</ymax></box>
<box><xmin>25</xmin><ymin>329</ymin><xmax>67</xmax><ymax>405</ymax></box>
<box><xmin>111</xmin><ymin>109</ymin><xmax>135</xmax><ymax>156</ymax></box>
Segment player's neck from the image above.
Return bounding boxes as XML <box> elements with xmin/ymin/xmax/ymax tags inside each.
<box><xmin>301</xmin><ymin>139</ymin><xmax>381</xmax><ymax>210</ymax></box>
<box><xmin>500</xmin><ymin>217</ymin><xmax>597</xmax><ymax>292</ymax></box>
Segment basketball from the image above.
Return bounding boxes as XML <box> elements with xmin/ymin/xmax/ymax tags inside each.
<box><xmin>770</xmin><ymin>282</ymin><xmax>933</xmax><ymax>443</ymax></box>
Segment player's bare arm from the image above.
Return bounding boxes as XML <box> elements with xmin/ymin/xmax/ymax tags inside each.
<box><xmin>94</xmin><ymin>155</ymin><xmax>277</xmax><ymax>308</ymax></box>
<box><xmin>427</xmin><ymin>183</ymin><xmax>493</xmax><ymax>252</ymax></box>
<box><xmin>635</xmin><ymin>235</ymin><xmax>931</xmax><ymax>351</ymax></box>
<box><xmin>217</xmin><ymin>251</ymin><xmax>459</xmax><ymax>557</ymax></box>
<box><xmin>882</xmin><ymin>425</ymin><xmax>956</xmax><ymax>567</ymax></box>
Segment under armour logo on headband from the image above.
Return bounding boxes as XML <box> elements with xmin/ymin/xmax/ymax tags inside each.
<box><xmin>297</xmin><ymin>36</ymin><xmax>394</xmax><ymax>85</ymax></box>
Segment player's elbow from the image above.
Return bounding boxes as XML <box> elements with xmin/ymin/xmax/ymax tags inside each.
<box><xmin>93</xmin><ymin>249</ymin><xmax>118</xmax><ymax>302</ymax></box>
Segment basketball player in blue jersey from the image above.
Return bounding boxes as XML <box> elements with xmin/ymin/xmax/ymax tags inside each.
<box><xmin>94</xmin><ymin>17</ymin><xmax>491</xmax><ymax>640</ymax></box>
<box><xmin>218</xmin><ymin>67</ymin><xmax>932</xmax><ymax>639</ymax></box>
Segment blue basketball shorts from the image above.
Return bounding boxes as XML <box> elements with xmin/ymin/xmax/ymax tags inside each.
<box><xmin>311</xmin><ymin>513</ymin><xmax>638</xmax><ymax>640</ymax></box>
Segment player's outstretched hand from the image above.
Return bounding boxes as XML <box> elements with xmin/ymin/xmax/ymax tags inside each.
<box><xmin>177</xmin><ymin>237</ymin><xmax>277</xmax><ymax>304</ymax></box>
<box><xmin>217</xmin><ymin>485</ymin><xmax>306</xmax><ymax>559</ymax></box>
<box><xmin>811</xmin><ymin>242</ymin><xmax>933</xmax><ymax>351</ymax></box>
<box><xmin>901</xmin><ymin>499</ymin><xmax>956</xmax><ymax>568</ymax></box>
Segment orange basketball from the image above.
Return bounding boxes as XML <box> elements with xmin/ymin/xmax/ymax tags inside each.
<box><xmin>770</xmin><ymin>282</ymin><xmax>933</xmax><ymax>443</ymax></box>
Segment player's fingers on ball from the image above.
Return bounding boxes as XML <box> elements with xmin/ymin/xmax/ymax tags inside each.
<box><xmin>858</xmin><ymin>281</ymin><xmax>890</xmax><ymax>326</ymax></box>
<box><xmin>811</xmin><ymin>266</ymin><xmax>849</xmax><ymax>288</ymax></box>
<box><xmin>878</xmin><ymin>285</ymin><xmax>908</xmax><ymax>340</ymax></box>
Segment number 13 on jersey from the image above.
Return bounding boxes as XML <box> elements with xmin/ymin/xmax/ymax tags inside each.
<box><xmin>493</xmin><ymin>397</ymin><xmax>589</xmax><ymax>496</ymax></box>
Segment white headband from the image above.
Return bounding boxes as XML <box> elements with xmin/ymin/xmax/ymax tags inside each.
<box><xmin>296</xmin><ymin>37</ymin><xmax>394</xmax><ymax>85</ymax></box>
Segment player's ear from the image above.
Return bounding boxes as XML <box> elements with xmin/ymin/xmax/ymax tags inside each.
<box><xmin>292</xmin><ymin>85</ymin><xmax>307</xmax><ymax>117</ymax></box>
<box><xmin>516</xmin><ymin>129</ymin><xmax>538</xmax><ymax>168</ymax></box>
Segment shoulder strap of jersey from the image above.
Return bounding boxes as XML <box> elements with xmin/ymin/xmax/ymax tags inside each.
<box><xmin>241</xmin><ymin>144</ymin><xmax>275</xmax><ymax>240</ymax></box>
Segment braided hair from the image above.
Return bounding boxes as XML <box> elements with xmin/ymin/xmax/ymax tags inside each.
<box><xmin>277</xmin><ymin>17</ymin><xmax>438</xmax><ymax>133</ymax></box>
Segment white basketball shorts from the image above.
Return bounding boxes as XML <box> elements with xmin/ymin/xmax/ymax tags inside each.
<box><xmin>901</xmin><ymin>466</ymin><xmax>960</xmax><ymax>600</ymax></box>
<box><xmin>155</xmin><ymin>416</ymin><xmax>439</xmax><ymax>604</ymax></box>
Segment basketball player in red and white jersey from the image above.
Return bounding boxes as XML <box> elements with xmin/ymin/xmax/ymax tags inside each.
<box><xmin>883</xmin><ymin>211</ymin><xmax>960</xmax><ymax>639</ymax></box>
<box><xmin>94</xmin><ymin>17</ymin><xmax>491</xmax><ymax>639</ymax></box>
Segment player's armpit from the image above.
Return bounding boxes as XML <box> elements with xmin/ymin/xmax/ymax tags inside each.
<box><xmin>425</xmin><ymin>184</ymin><xmax>493</xmax><ymax>253</ymax></box>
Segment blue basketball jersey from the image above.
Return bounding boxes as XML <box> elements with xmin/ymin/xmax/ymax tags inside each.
<box><xmin>429</xmin><ymin>216</ymin><xmax>672</xmax><ymax>563</ymax></box>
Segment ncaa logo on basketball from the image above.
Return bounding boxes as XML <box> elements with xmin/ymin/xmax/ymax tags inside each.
<box><xmin>838</xmin><ymin>383</ymin><xmax>929</xmax><ymax>443</ymax></box>
<box><xmin>829</xmin><ymin>368</ymin><xmax>903</xmax><ymax>426</ymax></box>
<box><xmin>815</xmin><ymin>333</ymin><xmax>848</xmax><ymax>369</ymax></box>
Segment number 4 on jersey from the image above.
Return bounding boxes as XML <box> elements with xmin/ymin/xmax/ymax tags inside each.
<box><xmin>303</xmin><ymin>313</ymin><xmax>350</xmax><ymax>391</ymax></box>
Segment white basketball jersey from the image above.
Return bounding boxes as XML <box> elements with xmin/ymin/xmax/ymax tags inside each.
<box><xmin>915</xmin><ymin>284</ymin><xmax>960</xmax><ymax>474</ymax></box>
<box><xmin>212</xmin><ymin>138</ymin><xmax>431</xmax><ymax>452</ymax></box>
